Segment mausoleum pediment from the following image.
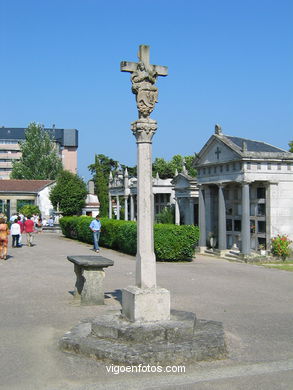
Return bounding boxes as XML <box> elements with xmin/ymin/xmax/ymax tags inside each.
<box><xmin>172</xmin><ymin>175</ymin><xmax>190</xmax><ymax>189</ymax></box>
<box><xmin>197</xmin><ymin>137</ymin><xmax>241</xmax><ymax>166</ymax></box>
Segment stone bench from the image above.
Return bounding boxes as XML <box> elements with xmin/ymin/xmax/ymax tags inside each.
<box><xmin>67</xmin><ymin>256</ymin><xmax>114</xmax><ymax>305</ymax></box>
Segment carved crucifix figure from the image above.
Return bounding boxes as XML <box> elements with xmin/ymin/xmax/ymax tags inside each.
<box><xmin>121</xmin><ymin>45</ymin><xmax>168</xmax><ymax>119</ymax></box>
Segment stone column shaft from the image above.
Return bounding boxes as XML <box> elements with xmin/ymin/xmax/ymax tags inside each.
<box><xmin>109</xmin><ymin>195</ymin><xmax>112</xmax><ymax>219</ymax></box>
<box><xmin>116</xmin><ymin>196</ymin><xmax>120</xmax><ymax>220</ymax></box>
<box><xmin>136</xmin><ymin>138</ymin><xmax>156</xmax><ymax>288</ymax></box>
<box><xmin>130</xmin><ymin>195</ymin><xmax>134</xmax><ymax>221</ymax></box>
<box><xmin>241</xmin><ymin>183</ymin><xmax>251</xmax><ymax>255</ymax></box>
<box><xmin>218</xmin><ymin>185</ymin><xmax>226</xmax><ymax>250</ymax></box>
<box><xmin>175</xmin><ymin>198</ymin><xmax>180</xmax><ymax>225</ymax></box>
<box><xmin>205</xmin><ymin>186</ymin><xmax>212</xmax><ymax>235</ymax></box>
<box><xmin>199</xmin><ymin>187</ymin><xmax>206</xmax><ymax>248</ymax></box>
<box><xmin>189</xmin><ymin>198</ymin><xmax>194</xmax><ymax>225</ymax></box>
<box><xmin>124</xmin><ymin>196</ymin><xmax>128</xmax><ymax>221</ymax></box>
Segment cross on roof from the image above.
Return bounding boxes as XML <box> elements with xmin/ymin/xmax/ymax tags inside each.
<box><xmin>120</xmin><ymin>45</ymin><xmax>168</xmax><ymax>77</ymax></box>
<box><xmin>215</xmin><ymin>146</ymin><xmax>221</xmax><ymax>160</ymax></box>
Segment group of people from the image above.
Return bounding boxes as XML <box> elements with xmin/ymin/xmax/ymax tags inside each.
<box><xmin>0</xmin><ymin>213</ymin><xmax>46</xmax><ymax>260</ymax></box>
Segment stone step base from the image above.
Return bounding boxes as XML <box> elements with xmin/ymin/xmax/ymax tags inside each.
<box><xmin>59</xmin><ymin>310</ymin><xmax>227</xmax><ymax>365</ymax></box>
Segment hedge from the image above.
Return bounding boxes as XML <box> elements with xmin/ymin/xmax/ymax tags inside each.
<box><xmin>59</xmin><ymin>216</ymin><xmax>199</xmax><ymax>261</ymax></box>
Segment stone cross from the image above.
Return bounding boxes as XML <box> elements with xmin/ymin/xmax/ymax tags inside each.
<box><xmin>120</xmin><ymin>45</ymin><xmax>170</xmax><ymax>322</ymax></box>
<box><xmin>121</xmin><ymin>45</ymin><xmax>168</xmax><ymax>119</ymax></box>
<box><xmin>215</xmin><ymin>146</ymin><xmax>221</xmax><ymax>160</ymax></box>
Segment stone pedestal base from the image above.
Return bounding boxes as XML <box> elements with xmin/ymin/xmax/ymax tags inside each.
<box><xmin>122</xmin><ymin>286</ymin><xmax>170</xmax><ymax>322</ymax></box>
<box><xmin>74</xmin><ymin>265</ymin><xmax>105</xmax><ymax>305</ymax></box>
<box><xmin>59</xmin><ymin>310</ymin><xmax>227</xmax><ymax>365</ymax></box>
<box><xmin>67</xmin><ymin>256</ymin><xmax>114</xmax><ymax>306</ymax></box>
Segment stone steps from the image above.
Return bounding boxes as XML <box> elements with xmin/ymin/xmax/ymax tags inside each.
<box><xmin>59</xmin><ymin>310</ymin><xmax>227</xmax><ymax>365</ymax></box>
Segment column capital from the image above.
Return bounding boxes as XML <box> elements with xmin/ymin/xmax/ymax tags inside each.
<box><xmin>241</xmin><ymin>181</ymin><xmax>251</xmax><ymax>187</ymax></box>
<box><xmin>131</xmin><ymin>118</ymin><xmax>157</xmax><ymax>143</ymax></box>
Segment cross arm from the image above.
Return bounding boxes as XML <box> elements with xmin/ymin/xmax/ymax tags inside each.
<box><xmin>153</xmin><ymin>65</ymin><xmax>168</xmax><ymax>76</ymax></box>
<box><xmin>120</xmin><ymin>61</ymin><xmax>137</xmax><ymax>73</ymax></box>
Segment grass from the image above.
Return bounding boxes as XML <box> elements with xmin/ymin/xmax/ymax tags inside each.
<box><xmin>261</xmin><ymin>264</ymin><xmax>293</xmax><ymax>272</ymax></box>
<box><xmin>260</xmin><ymin>258</ymin><xmax>293</xmax><ymax>272</ymax></box>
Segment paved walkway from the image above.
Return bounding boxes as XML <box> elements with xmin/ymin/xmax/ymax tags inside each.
<box><xmin>0</xmin><ymin>232</ymin><xmax>292</xmax><ymax>390</ymax></box>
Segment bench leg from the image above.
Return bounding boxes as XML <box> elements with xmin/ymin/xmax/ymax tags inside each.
<box><xmin>74</xmin><ymin>264</ymin><xmax>105</xmax><ymax>305</ymax></box>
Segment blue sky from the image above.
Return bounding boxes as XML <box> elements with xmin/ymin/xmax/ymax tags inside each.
<box><xmin>1</xmin><ymin>0</ymin><xmax>292</xmax><ymax>180</ymax></box>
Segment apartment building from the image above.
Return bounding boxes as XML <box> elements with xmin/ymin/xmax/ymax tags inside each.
<box><xmin>0</xmin><ymin>127</ymin><xmax>78</xmax><ymax>179</ymax></box>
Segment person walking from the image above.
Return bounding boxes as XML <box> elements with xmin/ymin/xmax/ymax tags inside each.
<box><xmin>89</xmin><ymin>215</ymin><xmax>101</xmax><ymax>253</ymax></box>
<box><xmin>24</xmin><ymin>216</ymin><xmax>35</xmax><ymax>247</ymax></box>
<box><xmin>17</xmin><ymin>216</ymin><xmax>24</xmax><ymax>246</ymax></box>
<box><xmin>11</xmin><ymin>219</ymin><xmax>21</xmax><ymax>248</ymax></box>
<box><xmin>0</xmin><ymin>217</ymin><xmax>9</xmax><ymax>259</ymax></box>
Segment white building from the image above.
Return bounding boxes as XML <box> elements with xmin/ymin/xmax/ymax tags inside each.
<box><xmin>108</xmin><ymin>169</ymin><xmax>175</xmax><ymax>220</ymax></box>
<box><xmin>0</xmin><ymin>180</ymin><xmax>55</xmax><ymax>219</ymax></box>
<box><xmin>195</xmin><ymin>125</ymin><xmax>293</xmax><ymax>256</ymax></box>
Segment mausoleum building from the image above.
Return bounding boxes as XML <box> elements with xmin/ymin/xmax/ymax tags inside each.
<box><xmin>108</xmin><ymin>169</ymin><xmax>175</xmax><ymax>220</ymax></box>
<box><xmin>196</xmin><ymin>125</ymin><xmax>293</xmax><ymax>256</ymax></box>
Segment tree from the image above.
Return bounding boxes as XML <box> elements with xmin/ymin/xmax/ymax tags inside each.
<box><xmin>19</xmin><ymin>204</ymin><xmax>40</xmax><ymax>217</ymax></box>
<box><xmin>152</xmin><ymin>154</ymin><xmax>197</xmax><ymax>179</ymax></box>
<box><xmin>88</xmin><ymin>154</ymin><xmax>119</xmax><ymax>217</ymax></box>
<box><xmin>289</xmin><ymin>141</ymin><xmax>293</xmax><ymax>153</ymax></box>
<box><xmin>10</xmin><ymin>122</ymin><xmax>63</xmax><ymax>180</ymax></box>
<box><xmin>49</xmin><ymin>170</ymin><xmax>87</xmax><ymax>216</ymax></box>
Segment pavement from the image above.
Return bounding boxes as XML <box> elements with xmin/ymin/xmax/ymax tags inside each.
<box><xmin>0</xmin><ymin>232</ymin><xmax>292</xmax><ymax>390</ymax></box>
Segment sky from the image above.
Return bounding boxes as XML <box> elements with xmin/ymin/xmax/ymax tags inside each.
<box><xmin>1</xmin><ymin>0</ymin><xmax>292</xmax><ymax>181</ymax></box>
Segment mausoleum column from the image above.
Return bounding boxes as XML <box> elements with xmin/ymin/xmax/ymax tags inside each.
<box><xmin>218</xmin><ymin>183</ymin><xmax>227</xmax><ymax>251</ymax></box>
<box><xmin>116</xmin><ymin>196</ymin><xmax>120</xmax><ymax>220</ymax></box>
<box><xmin>124</xmin><ymin>196</ymin><xmax>129</xmax><ymax>221</ymax></box>
<box><xmin>241</xmin><ymin>182</ymin><xmax>251</xmax><ymax>256</ymax></box>
<box><xmin>189</xmin><ymin>198</ymin><xmax>194</xmax><ymax>225</ymax></box>
<box><xmin>205</xmin><ymin>186</ymin><xmax>212</xmax><ymax>235</ymax></box>
<box><xmin>109</xmin><ymin>195</ymin><xmax>112</xmax><ymax>219</ymax></box>
<box><xmin>198</xmin><ymin>186</ymin><xmax>207</xmax><ymax>251</ymax></box>
<box><xmin>130</xmin><ymin>195</ymin><xmax>134</xmax><ymax>221</ymax></box>
<box><xmin>175</xmin><ymin>197</ymin><xmax>180</xmax><ymax>225</ymax></box>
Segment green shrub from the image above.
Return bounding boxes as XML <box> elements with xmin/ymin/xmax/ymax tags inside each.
<box><xmin>19</xmin><ymin>204</ymin><xmax>40</xmax><ymax>217</ymax></box>
<box><xmin>271</xmin><ymin>234</ymin><xmax>293</xmax><ymax>261</ymax></box>
<box><xmin>155</xmin><ymin>206</ymin><xmax>175</xmax><ymax>224</ymax></box>
<box><xmin>59</xmin><ymin>217</ymin><xmax>199</xmax><ymax>261</ymax></box>
<box><xmin>154</xmin><ymin>224</ymin><xmax>199</xmax><ymax>260</ymax></box>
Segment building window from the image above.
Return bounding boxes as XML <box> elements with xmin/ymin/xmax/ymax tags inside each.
<box><xmin>208</xmin><ymin>167</ymin><xmax>211</xmax><ymax>174</ymax></box>
<box><xmin>287</xmin><ymin>163</ymin><xmax>291</xmax><ymax>171</ymax></box>
<box><xmin>220</xmin><ymin>165</ymin><xmax>223</xmax><ymax>172</ymax></box>
<box><xmin>257</xmin><ymin>187</ymin><xmax>266</xmax><ymax>199</ymax></box>
<box><xmin>234</xmin><ymin>220</ymin><xmax>241</xmax><ymax>231</ymax></box>
<box><xmin>247</xmin><ymin>162</ymin><xmax>251</xmax><ymax>170</ymax></box>
<box><xmin>226</xmin><ymin>219</ymin><xmax>232</xmax><ymax>231</ymax></box>
<box><xmin>203</xmin><ymin>168</ymin><xmax>206</xmax><ymax>174</ymax></box>
<box><xmin>214</xmin><ymin>166</ymin><xmax>217</xmax><ymax>173</ymax></box>
<box><xmin>267</xmin><ymin>162</ymin><xmax>271</xmax><ymax>170</ymax></box>
<box><xmin>277</xmin><ymin>163</ymin><xmax>281</xmax><ymax>170</ymax></box>
<box><xmin>257</xmin><ymin>203</ymin><xmax>266</xmax><ymax>216</ymax></box>
<box><xmin>226</xmin><ymin>164</ymin><xmax>230</xmax><ymax>172</ymax></box>
<box><xmin>232</xmin><ymin>162</ymin><xmax>236</xmax><ymax>171</ymax></box>
<box><xmin>257</xmin><ymin>163</ymin><xmax>261</xmax><ymax>170</ymax></box>
<box><xmin>257</xmin><ymin>221</ymin><xmax>266</xmax><ymax>233</ymax></box>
